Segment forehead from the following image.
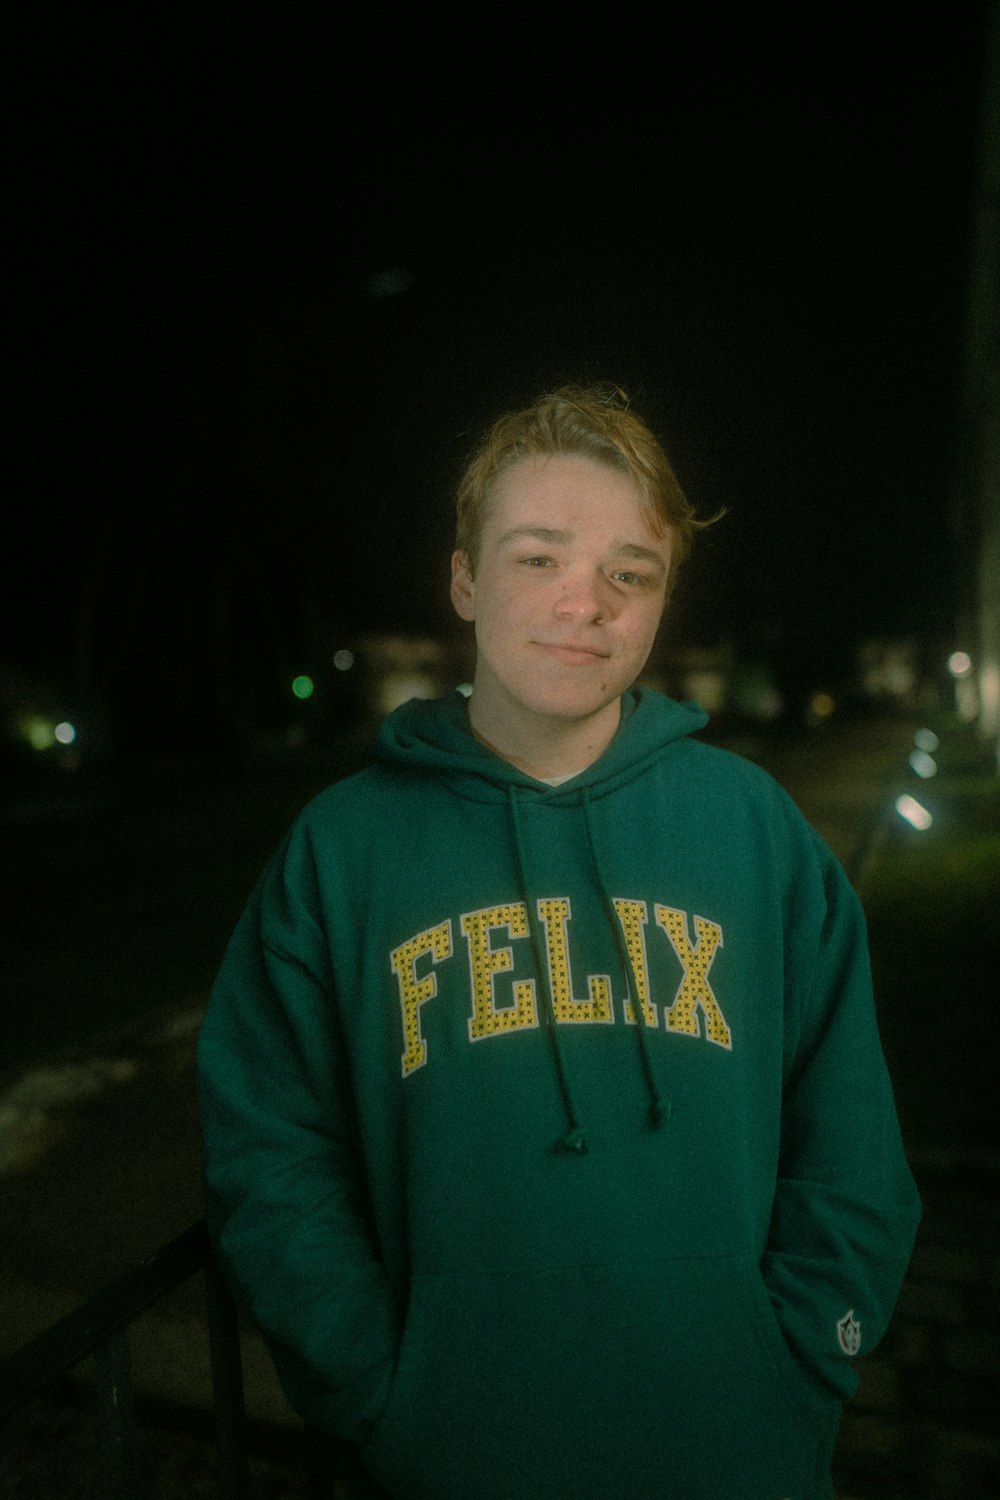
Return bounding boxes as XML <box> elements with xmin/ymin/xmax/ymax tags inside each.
<box><xmin>486</xmin><ymin>453</ymin><xmax>653</xmax><ymax>535</ymax></box>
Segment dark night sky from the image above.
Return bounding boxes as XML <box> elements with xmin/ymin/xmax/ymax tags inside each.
<box><xmin>5</xmin><ymin>7</ymin><xmax>992</xmax><ymax>747</ymax></box>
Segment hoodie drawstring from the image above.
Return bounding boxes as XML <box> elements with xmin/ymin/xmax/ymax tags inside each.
<box><xmin>506</xmin><ymin>784</ymin><xmax>672</xmax><ymax>1154</ymax></box>
<box><xmin>508</xmin><ymin>788</ymin><xmax>589</xmax><ymax>1154</ymax></box>
<box><xmin>581</xmin><ymin>790</ymin><xmax>672</xmax><ymax>1131</ymax></box>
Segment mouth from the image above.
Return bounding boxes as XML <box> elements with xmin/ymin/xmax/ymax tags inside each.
<box><xmin>535</xmin><ymin>642</ymin><xmax>609</xmax><ymax>665</ymax></box>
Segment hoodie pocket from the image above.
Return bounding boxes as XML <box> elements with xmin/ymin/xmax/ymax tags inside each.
<box><xmin>741</xmin><ymin>1259</ymin><xmax>839</xmax><ymax>1436</ymax></box>
<box><xmin>361</xmin><ymin>1256</ymin><xmax>839</xmax><ymax>1500</ymax></box>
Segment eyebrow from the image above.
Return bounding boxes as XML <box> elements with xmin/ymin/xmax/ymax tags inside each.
<box><xmin>617</xmin><ymin>542</ymin><xmax>668</xmax><ymax>573</ymax></box>
<box><xmin>497</xmin><ymin>526</ymin><xmax>572</xmax><ymax>547</ymax></box>
<box><xmin>498</xmin><ymin>526</ymin><xmax>668</xmax><ymax>575</ymax></box>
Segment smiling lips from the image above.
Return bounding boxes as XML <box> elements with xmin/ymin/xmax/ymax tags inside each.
<box><xmin>536</xmin><ymin>641</ymin><xmax>610</xmax><ymax>664</ymax></box>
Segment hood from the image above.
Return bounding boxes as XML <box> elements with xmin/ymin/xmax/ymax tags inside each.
<box><xmin>377</xmin><ymin>685</ymin><xmax>710</xmax><ymax>1153</ymax></box>
<box><xmin>375</xmin><ymin>685</ymin><xmax>708</xmax><ymax>801</ymax></box>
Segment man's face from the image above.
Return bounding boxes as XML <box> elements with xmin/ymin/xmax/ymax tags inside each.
<box><xmin>450</xmin><ymin>453</ymin><xmax>673</xmax><ymax>743</ymax></box>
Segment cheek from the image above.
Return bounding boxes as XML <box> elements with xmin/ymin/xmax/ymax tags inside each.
<box><xmin>481</xmin><ymin>579</ymin><xmax>534</xmax><ymax>628</ymax></box>
<box><xmin>475</xmin><ymin>593</ymin><xmax>522</xmax><ymax>650</ymax></box>
<box><xmin>624</xmin><ymin>600</ymin><xmax>660</xmax><ymax>638</ymax></box>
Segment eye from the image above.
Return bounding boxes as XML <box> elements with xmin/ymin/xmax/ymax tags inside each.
<box><xmin>611</xmin><ymin>570</ymin><xmax>647</xmax><ymax>587</ymax></box>
<box><xmin>522</xmin><ymin>555</ymin><xmax>556</xmax><ymax>568</ymax></box>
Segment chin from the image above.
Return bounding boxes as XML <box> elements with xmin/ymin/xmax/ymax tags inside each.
<box><xmin>530</xmin><ymin>689</ymin><xmax>622</xmax><ymax>724</ymax></box>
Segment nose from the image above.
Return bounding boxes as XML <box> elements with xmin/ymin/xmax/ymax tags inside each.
<box><xmin>553</xmin><ymin>567</ymin><xmax>613</xmax><ymax>623</ymax></box>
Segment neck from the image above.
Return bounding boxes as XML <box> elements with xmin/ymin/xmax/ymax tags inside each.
<box><xmin>467</xmin><ymin>696</ymin><xmax>622</xmax><ymax>781</ymax></box>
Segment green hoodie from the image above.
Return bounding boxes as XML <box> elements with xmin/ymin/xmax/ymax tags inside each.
<box><xmin>198</xmin><ymin>687</ymin><xmax>921</xmax><ymax>1500</ymax></box>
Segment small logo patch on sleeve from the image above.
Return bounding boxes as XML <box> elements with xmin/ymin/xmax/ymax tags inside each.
<box><xmin>837</xmin><ymin>1309</ymin><xmax>862</xmax><ymax>1356</ymax></box>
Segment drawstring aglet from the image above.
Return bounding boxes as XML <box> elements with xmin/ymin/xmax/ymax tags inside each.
<box><xmin>558</xmin><ymin>1127</ymin><xmax>588</xmax><ymax>1154</ymax></box>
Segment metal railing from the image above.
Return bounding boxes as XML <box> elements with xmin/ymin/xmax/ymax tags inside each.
<box><xmin>0</xmin><ymin>1217</ymin><xmax>331</xmax><ymax>1498</ymax></box>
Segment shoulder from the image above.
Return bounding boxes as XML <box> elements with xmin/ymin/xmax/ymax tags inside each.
<box><xmin>667</xmin><ymin>732</ymin><xmax>798</xmax><ymax>809</ymax></box>
<box><xmin>287</xmin><ymin>761</ymin><xmax>412</xmax><ymax>843</ymax></box>
<box><xmin>664</xmin><ymin>734</ymin><xmax>849</xmax><ymax>884</ymax></box>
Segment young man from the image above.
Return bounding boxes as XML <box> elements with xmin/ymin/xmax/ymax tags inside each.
<box><xmin>198</xmin><ymin>385</ymin><xmax>921</xmax><ymax>1500</ymax></box>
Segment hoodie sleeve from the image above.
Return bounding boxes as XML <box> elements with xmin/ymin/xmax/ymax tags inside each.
<box><xmin>761</xmin><ymin>831</ymin><xmax>922</xmax><ymax>1402</ymax></box>
<box><xmin>196</xmin><ymin>828</ymin><xmax>399</xmax><ymax>1443</ymax></box>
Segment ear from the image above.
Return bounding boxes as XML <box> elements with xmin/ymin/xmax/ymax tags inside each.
<box><xmin>450</xmin><ymin>550</ymin><xmax>476</xmax><ymax>621</ymax></box>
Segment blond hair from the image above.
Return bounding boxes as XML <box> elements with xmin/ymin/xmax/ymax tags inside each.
<box><xmin>455</xmin><ymin>384</ymin><xmax>712</xmax><ymax>589</ymax></box>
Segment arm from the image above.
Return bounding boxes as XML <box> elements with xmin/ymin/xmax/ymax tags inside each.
<box><xmin>762</xmin><ymin>837</ymin><xmax>922</xmax><ymax>1400</ymax></box>
<box><xmin>197</xmin><ymin>830</ymin><xmax>398</xmax><ymax>1441</ymax></box>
